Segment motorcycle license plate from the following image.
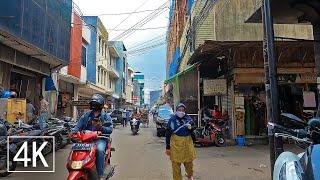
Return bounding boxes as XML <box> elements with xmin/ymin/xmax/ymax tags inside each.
<box><xmin>72</xmin><ymin>143</ymin><xmax>93</xmax><ymax>151</ymax></box>
<box><xmin>71</xmin><ymin>161</ymin><xmax>83</xmax><ymax>169</ymax></box>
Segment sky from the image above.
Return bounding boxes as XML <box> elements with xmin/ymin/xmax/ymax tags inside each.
<box><xmin>73</xmin><ymin>0</ymin><xmax>169</xmax><ymax>95</ymax></box>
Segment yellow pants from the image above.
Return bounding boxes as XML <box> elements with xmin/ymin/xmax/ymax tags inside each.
<box><xmin>172</xmin><ymin>161</ymin><xmax>193</xmax><ymax>180</ymax></box>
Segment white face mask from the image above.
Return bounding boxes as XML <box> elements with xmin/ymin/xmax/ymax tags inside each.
<box><xmin>176</xmin><ymin>111</ymin><xmax>185</xmax><ymax>118</ymax></box>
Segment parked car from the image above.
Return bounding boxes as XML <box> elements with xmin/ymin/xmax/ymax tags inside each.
<box><xmin>110</xmin><ymin>109</ymin><xmax>124</xmax><ymax>125</ymax></box>
<box><xmin>155</xmin><ymin>105</ymin><xmax>173</xmax><ymax>137</ymax></box>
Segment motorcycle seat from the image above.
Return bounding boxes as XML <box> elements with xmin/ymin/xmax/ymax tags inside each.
<box><xmin>25</xmin><ymin>130</ymin><xmax>42</xmax><ymax>136</ymax></box>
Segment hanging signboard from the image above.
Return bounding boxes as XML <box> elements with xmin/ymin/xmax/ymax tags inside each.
<box><xmin>203</xmin><ymin>79</ymin><xmax>227</xmax><ymax>96</ymax></box>
<box><xmin>71</xmin><ymin>100</ymin><xmax>90</xmax><ymax>106</ymax></box>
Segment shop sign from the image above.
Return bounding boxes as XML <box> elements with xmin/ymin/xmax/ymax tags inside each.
<box><xmin>203</xmin><ymin>79</ymin><xmax>227</xmax><ymax>96</ymax></box>
<box><xmin>71</xmin><ymin>100</ymin><xmax>90</xmax><ymax>106</ymax></box>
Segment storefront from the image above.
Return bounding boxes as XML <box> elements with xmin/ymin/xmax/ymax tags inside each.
<box><xmin>0</xmin><ymin>57</ymin><xmax>48</xmax><ymax>112</ymax></box>
<box><xmin>187</xmin><ymin>40</ymin><xmax>316</xmax><ymax>140</ymax></box>
<box><xmin>234</xmin><ymin>70</ymin><xmax>317</xmax><ymax>137</ymax></box>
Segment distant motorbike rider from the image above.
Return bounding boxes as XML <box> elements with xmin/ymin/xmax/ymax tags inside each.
<box><xmin>165</xmin><ymin>103</ymin><xmax>196</xmax><ymax>180</ymax></box>
<box><xmin>72</xmin><ymin>94</ymin><xmax>113</xmax><ymax>180</ymax></box>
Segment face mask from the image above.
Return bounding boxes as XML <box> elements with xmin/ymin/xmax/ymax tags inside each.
<box><xmin>176</xmin><ymin>111</ymin><xmax>185</xmax><ymax>118</ymax></box>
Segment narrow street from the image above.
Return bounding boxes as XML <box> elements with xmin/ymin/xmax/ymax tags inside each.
<box><xmin>8</xmin><ymin>121</ymin><xmax>271</xmax><ymax>180</ymax></box>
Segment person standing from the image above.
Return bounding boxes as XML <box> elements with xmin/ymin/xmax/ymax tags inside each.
<box><xmin>165</xmin><ymin>103</ymin><xmax>196</xmax><ymax>180</ymax></box>
<box><xmin>26</xmin><ymin>99</ymin><xmax>35</xmax><ymax>123</ymax></box>
<box><xmin>39</xmin><ymin>95</ymin><xmax>49</xmax><ymax>129</ymax></box>
<box><xmin>122</xmin><ymin>109</ymin><xmax>127</xmax><ymax>127</ymax></box>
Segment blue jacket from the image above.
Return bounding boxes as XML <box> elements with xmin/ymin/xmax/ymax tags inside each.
<box><xmin>165</xmin><ymin>114</ymin><xmax>195</xmax><ymax>149</ymax></box>
<box><xmin>72</xmin><ymin>110</ymin><xmax>113</xmax><ymax>134</ymax></box>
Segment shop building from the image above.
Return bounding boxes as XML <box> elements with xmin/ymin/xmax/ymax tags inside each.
<box><xmin>0</xmin><ymin>0</ymin><xmax>72</xmax><ymax>115</ymax></box>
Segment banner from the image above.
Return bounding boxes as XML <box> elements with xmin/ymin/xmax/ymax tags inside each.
<box><xmin>203</xmin><ymin>79</ymin><xmax>227</xmax><ymax>96</ymax></box>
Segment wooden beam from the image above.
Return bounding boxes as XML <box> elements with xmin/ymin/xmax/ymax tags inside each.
<box><xmin>233</xmin><ymin>67</ymin><xmax>316</xmax><ymax>74</ymax></box>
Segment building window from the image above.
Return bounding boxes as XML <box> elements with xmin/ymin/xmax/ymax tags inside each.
<box><xmin>123</xmin><ymin>78</ymin><xmax>125</xmax><ymax>93</ymax></box>
<box><xmin>98</xmin><ymin>38</ymin><xmax>101</xmax><ymax>53</ymax></box>
<box><xmin>103</xmin><ymin>71</ymin><xmax>106</xmax><ymax>86</ymax></box>
<box><xmin>109</xmin><ymin>79</ymin><xmax>112</xmax><ymax>89</ymax></box>
<box><xmin>98</xmin><ymin>67</ymin><xmax>100</xmax><ymax>83</ymax></box>
<box><xmin>81</xmin><ymin>46</ymin><xmax>87</xmax><ymax>67</ymax></box>
<box><xmin>105</xmin><ymin>45</ymin><xmax>107</xmax><ymax>58</ymax></box>
<box><xmin>102</xmin><ymin>42</ymin><xmax>104</xmax><ymax>56</ymax></box>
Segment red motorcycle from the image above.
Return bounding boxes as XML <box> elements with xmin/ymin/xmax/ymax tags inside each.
<box><xmin>194</xmin><ymin>118</ymin><xmax>227</xmax><ymax>147</ymax></box>
<box><xmin>66</xmin><ymin>131</ymin><xmax>115</xmax><ymax>180</ymax></box>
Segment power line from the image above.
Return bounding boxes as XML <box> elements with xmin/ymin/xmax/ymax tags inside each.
<box><xmin>112</xmin><ymin>1</ymin><xmax>169</xmax><ymax>41</ymax></box>
<box><xmin>111</xmin><ymin>0</ymin><xmax>150</xmax><ymax>30</ymax></box>
<box><xmin>85</xmin><ymin>8</ymin><xmax>168</xmax><ymax>16</ymax></box>
<box><xmin>128</xmin><ymin>35</ymin><xmax>166</xmax><ymax>50</ymax></box>
<box><xmin>127</xmin><ymin>34</ymin><xmax>166</xmax><ymax>48</ymax></box>
<box><xmin>108</xmin><ymin>26</ymin><xmax>168</xmax><ymax>31</ymax></box>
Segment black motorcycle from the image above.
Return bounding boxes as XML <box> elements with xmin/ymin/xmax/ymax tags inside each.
<box><xmin>130</xmin><ymin>119</ymin><xmax>140</xmax><ymax>135</ymax></box>
<box><xmin>270</xmin><ymin>113</ymin><xmax>320</xmax><ymax>180</ymax></box>
<box><xmin>0</xmin><ymin>137</ymin><xmax>18</xmax><ymax>177</ymax></box>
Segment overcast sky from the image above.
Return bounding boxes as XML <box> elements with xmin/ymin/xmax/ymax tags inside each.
<box><xmin>73</xmin><ymin>0</ymin><xmax>169</xmax><ymax>96</ymax></box>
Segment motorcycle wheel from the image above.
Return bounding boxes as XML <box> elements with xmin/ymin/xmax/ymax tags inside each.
<box><xmin>0</xmin><ymin>154</ymin><xmax>17</xmax><ymax>177</ymax></box>
<box><xmin>43</xmin><ymin>140</ymin><xmax>53</xmax><ymax>156</ymax></box>
<box><xmin>215</xmin><ymin>133</ymin><xmax>226</xmax><ymax>147</ymax></box>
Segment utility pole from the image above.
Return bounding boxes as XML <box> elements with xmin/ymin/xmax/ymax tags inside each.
<box><xmin>314</xmin><ymin>24</ymin><xmax>320</xmax><ymax>117</ymax></box>
<box><xmin>261</xmin><ymin>0</ymin><xmax>283</xmax><ymax>177</ymax></box>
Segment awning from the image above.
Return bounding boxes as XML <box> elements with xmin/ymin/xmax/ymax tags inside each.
<box><xmin>58</xmin><ymin>73</ymin><xmax>85</xmax><ymax>85</ymax></box>
<box><xmin>45</xmin><ymin>76</ymin><xmax>57</xmax><ymax>91</ymax></box>
<box><xmin>78</xmin><ymin>82</ymin><xmax>108</xmax><ymax>98</ymax></box>
<box><xmin>246</xmin><ymin>0</ymin><xmax>320</xmax><ymax>24</ymax></box>
<box><xmin>165</xmin><ymin>62</ymin><xmax>199</xmax><ymax>84</ymax></box>
<box><xmin>188</xmin><ymin>40</ymin><xmax>315</xmax><ymax>65</ymax></box>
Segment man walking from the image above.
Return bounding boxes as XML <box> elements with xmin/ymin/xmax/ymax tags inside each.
<box><xmin>39</xmin><ymin>95</ymin><xmax>49</xmax><ymax>129</ymax></box>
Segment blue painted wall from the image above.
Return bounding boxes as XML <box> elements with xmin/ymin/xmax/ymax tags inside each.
<box><xmin>109</xmin><ymin>41</ymin><xmax>127</xmax><ymax>98</ymax></box>
<box><xmin>82</xmin><ymin>16</ymin><xmax>98</xmax><ymax>84</ymax></box>
<box><xmin>0</xmin><ymin>0</ymin><xmax>72</xmax><ymax>63</ymax></box>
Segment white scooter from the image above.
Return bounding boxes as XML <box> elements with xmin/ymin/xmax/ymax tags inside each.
<box><xmin>270</xmin><ymin>113</ymin><xmax>320</xmax><ymax>180</ymax></box>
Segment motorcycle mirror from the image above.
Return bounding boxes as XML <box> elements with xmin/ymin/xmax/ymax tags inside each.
<box><xmin>64</xmin><ymin>123</ymin><xmax>70</xmax><ymax>128</ymax></box>
<box><xmin>281</xmin><ymin>113</ymin><xmax>308</xmax><ymax>128</ymax></box>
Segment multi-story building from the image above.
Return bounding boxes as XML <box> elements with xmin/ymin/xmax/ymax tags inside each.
<box><xmin>166</xmin><ymin>0</ymin><xmax>315</xmax><ymax>141</ymax></box>
<box><xmin>108</xmin><ymin>41</ymin><xmax>127</xmax><ymax>108</ymax></box>
<box><xmin>133</xmin><ymin>73</ymin><xmax>145</xmax><ymax>106</ymax></box>
<box><xmin>126</xmin><ymin>67</ymin><xmax>134</xmax><ymax>105</ymax></box>
<box><xmin>150</xmin><ymin>90</ymin><xmax>162</xmax><ymax>108</ymax></box>
<box><xmin>82</xmin><ymin>16</ymin><xmax>118</xmax><ymax>108</ymax></box>
<box><xmin>0</xmin><ymin>0</ymin><xmax>72</xmax><ymax>115</ymax></box>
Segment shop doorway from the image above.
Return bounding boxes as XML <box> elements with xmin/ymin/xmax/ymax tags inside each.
<box><xmin>10</xmin><ymin>71</ymin><xmax>41</xmax><ymax>105</ymax></box>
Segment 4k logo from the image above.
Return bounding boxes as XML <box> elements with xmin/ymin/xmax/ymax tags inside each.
<box><xmin>7</xmin><ymin>136</ymin><xmax>55</xmax><ymax>172</ymax></box>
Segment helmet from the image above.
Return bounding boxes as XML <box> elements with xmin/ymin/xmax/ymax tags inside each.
<box><xmin>308</xmin><ymin>118</ymin><xmax>320</xmax><ymax>129</ymax></box>
<box><xmin>89</xmin><ymin>94</ymin><xmax>105</xmax><ymax>110</ymax></box>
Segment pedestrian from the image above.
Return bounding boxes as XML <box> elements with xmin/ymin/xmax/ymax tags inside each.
<box><xmin>26</xmin><ymin>99</ymin><xmax>35</xmax><ymax>124</ymax></box>
<box><xmin>39</xmin><ymin>95</ymin><xmax>49</xmax><ymax>129</ymax></box>
<box><xmin>122</xmin><ymin>109</ymin><xmax>127</xmax><ymax>127</ymax></box>
<box><xmin>165</xmin><ymin>103</ymin><xmax>196</xmax><ymax>180</ymax></box>
<box><xmin>126</xmin><ymin>109</ymin><xmax>130</xmax><ymax>125</ymax></box>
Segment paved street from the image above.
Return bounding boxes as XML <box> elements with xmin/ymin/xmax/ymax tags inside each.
<box><xmin>7</xmin><ymin>122</ymin><xmax>273</xmax><ymax>180</ymax></box>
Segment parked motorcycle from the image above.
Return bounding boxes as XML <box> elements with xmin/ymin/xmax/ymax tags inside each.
<box><xmin>194</xmin><ymin>118</ymin><xmax>227</xmax><ymax>147</ymax></box>
<box><xmin>130</xmin><ymin>118</ymin><xmax>140</xmax><ymax>135</ymax></box>
<box><xmin>66</xmin><ymin>131</ymin><xmax>115</xmax><ymax>180</ymax></box>
<box><xmin>0</xmin><ymin>121</ymin><xmax>18</xmax><ymax>177</ymax></box>
<box><xmin>270</xmin><ymin>113</ymin><xmax>320</xmax><ymax>180</ymax></box>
